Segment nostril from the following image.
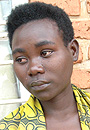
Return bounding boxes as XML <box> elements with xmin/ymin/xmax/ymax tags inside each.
<box><xmin>29</xmin><ymin>72</ymin><xmax>41</xmax><ymax>77</ymax></box>
<box><xmin>30</xmin><ymin>73</ymin><xmax>33</xmax><ymax>76</ymax></box>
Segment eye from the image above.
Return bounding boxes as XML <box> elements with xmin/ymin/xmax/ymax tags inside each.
<box><xmin>15</xmin><ymin>57</ymin><xmax>28</xmax><ymax>64</ymax></box>
<box><xmin>40</xmin><ymin>50</ymin><xmax>53</xmax><ymax>58</ymax></box>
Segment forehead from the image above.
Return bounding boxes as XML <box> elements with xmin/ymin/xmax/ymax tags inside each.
<box><xmin>12</xmin><ymin>19</ymin><xmax>63</xmax><ymax>49</ymax></box>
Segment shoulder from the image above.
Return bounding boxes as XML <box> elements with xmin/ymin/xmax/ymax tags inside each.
<box><xmin>0</xmin><ymin>95</ymin><xmax>45</xmax><ymax>130</ymax></box>
<box><xmin>0</xmin><ymin>98</ymin><xmax>30</xmax><ymax>130</ymax></box>
<box><xmin>72</xmin><ymin>84</ymin><xmax>90</xmax><ymax>107</ymax></box>
<box><xmin>72</xmin><ymin>84</ymin><xmax>90</xmax><ymax>129</ymax></box>
<box><xmin>72</xmin><ymin>84</ymin><xmax>90</xmax><ymax>98</ymax></box>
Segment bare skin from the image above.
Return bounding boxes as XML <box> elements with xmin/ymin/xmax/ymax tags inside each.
<box><xmin>41</xmin><ymin>84</ymin><xmax>81</xmax><ymax>130</ymax></box>
<box><xmin>12</xmin><ymin>19</ymin><xmax>81</xmax><ymax>129</ymax></box>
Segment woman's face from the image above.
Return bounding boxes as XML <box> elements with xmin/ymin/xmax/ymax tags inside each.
<box><xmin>12</xmin><ymin>19</ymin><xmax>77</xmax><ymax>101</ymax></box>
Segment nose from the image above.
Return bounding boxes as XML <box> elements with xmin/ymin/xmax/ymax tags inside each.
<box><xmin>27</xmin><ymin>58</ymin><xmax>45</xmax><ymax>76</ymax></box>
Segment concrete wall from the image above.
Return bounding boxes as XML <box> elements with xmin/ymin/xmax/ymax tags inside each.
<box><xmin>0</xmin><ymin>0</ymin><xmax>28</xmax><ymax>120</ymax></box>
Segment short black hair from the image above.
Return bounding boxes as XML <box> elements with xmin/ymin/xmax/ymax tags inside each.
<box><xmin>7</xmin><ymin>2</ymin><xmax>74</xmax><ymax>48</ymax></box>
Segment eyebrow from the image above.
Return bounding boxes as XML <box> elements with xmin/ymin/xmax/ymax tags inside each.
<box><xmin>12</xmin><ymin>40</ymin><xmax>55</xmax><ymax>55</ymax></box>
<box><xmin>12</xmin><ymin>48</ymin><xmax>26</xmax><ymax>55</ymax></box>
<box><xmin>35</xmin><ymin>40</ymin><xmax>55</xmax><ymax>47</ymax></box>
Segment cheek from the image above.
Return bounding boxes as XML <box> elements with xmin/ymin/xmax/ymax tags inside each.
<box><xmin>13</xmin><ymin>64</ymin><xmax>27</xmax><ymax>83</ymax></box>
<box><xmin>44</xmin><ymin>54</ymin><xmax>73</xmax><ymax>81</ymax></box>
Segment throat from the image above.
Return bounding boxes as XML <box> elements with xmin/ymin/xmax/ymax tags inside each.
<box><xmin>40</xmin><ymin>85</ymin><xmax>77</xmax><ymax>119</ymax></box>
<box><xmin>45</xmin><ymin>101</ymin><xmax>78</xmax><ymax>121</ymax></box>
<box><xmin>45</xmin><ymin>112</ymin><xmax>81</xmax><ymax>130</ymax></box>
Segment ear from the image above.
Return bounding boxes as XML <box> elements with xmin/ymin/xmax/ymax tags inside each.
<box><xmin>67</xmin><ymin>39</ymin><xmax>79</xmax><ymax>62</ymax></box>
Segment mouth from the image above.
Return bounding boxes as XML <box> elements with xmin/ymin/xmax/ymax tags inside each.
<box><xmin>30</xmin><ymin>81</ymin><xmax>50</xmax><ymax>91</ymax></box>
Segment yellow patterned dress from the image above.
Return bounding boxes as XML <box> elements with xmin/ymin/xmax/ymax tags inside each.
<box><xmin>0</xmin><ymin>85</ymin><xmax>90</xmax><ymax>130</ymax></box>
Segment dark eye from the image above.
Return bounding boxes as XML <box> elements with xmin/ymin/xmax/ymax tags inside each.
<box><xmin>15</xmin><ymin>57</ymin><xmax>28</xmax><ymax>64</ymax></box>
<box><xmin>40</xmin><ymin>50</ymin><xmax>53</xmax><ymax>57</ymax></box>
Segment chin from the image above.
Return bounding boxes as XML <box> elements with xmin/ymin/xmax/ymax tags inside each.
<box><xmin>35</xmin><ymin>94</ymin><xmax>53</xmax><ymax>102</ymax></box>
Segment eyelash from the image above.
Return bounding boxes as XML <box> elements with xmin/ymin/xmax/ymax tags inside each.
<box><xmin>15</xmin><ymin>57</ymin><xmax>28</xmax><ymax>64</ymax></box>
<box><xmin>40</xmin><ymin>50</ymin><xmax>53</xmax><ymax>57</ymax></box>
<box><xmin>15</xmin><ymin>50</ymin><xmax>53</xmax><ymax>64</ymax></box>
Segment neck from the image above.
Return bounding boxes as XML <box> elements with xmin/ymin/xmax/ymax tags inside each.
<box><xmin>40</xmin><ymin>84</ymin><xmax>77</xmax><ymax>120</ymax></box>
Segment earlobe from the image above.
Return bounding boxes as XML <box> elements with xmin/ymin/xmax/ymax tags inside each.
<box><xmin>68</xmin><ymin>39</ymin><xmax>79</xmax><ymax>62</ymax></box>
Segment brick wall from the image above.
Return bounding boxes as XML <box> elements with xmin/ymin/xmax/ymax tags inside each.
<box><xmin>29</xmin><ymin>0</ymin><xmax>90</xmax><ymax>92</ymax></box>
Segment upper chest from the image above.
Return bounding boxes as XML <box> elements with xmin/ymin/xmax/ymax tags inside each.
<box><xmin>46</xmin><ymin>113</ymin><xmax>82</xmax><ymax>130</ymax></box>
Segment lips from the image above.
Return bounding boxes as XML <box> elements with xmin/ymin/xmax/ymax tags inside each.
<box><xmin>30</xmin><ymin>81</ymin><xmax>50</xmax><ymax>91</ymax></box>
<box><xmin>30</xmin><ymin>81</ymin><xmax>47</xmax><ymax>87</ymax></box>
